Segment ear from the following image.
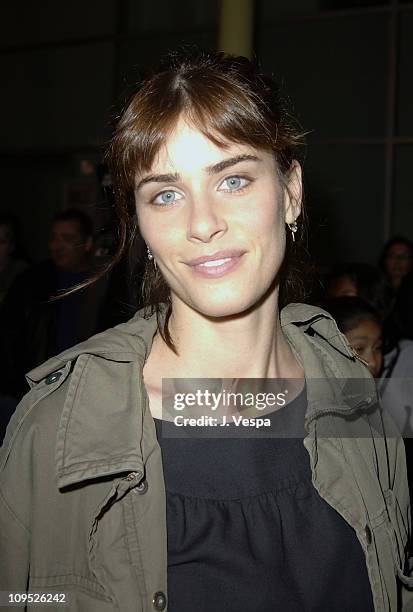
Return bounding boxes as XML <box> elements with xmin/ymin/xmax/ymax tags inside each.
<box><xmin>283</xmin><ymin>160</ymin><xmax>302</xmax><ymax>225</ymax></box>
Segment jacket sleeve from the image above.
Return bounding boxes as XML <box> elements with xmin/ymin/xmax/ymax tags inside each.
<box><xmin>0</xmin><ymin>390</ymin><xmax>37</xmax><ymax>595</ymax></box>
<box><xmin>0</xmin><ymin>364</ymin><xmax>70</xmax><ymax>600</ymax></box>
<box><xmin>0</xmin><ymin>487</ymin><xmax>30</xmax><ymax>591</ymax></box>
<box><xmin>390</xmin><ymin>435</ymin><xmax>413</xmax><ymax>610</ymax></box>
<box><xmin>0</xmin><ymin>401</ymin><xmax>32</xmax><ymax>595</ymax></box>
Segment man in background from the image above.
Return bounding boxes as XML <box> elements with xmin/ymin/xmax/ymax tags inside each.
<box><xmin>0</xmin><ymin>208</ymin><xmax>108</xmax><ymax>401</ymax></box>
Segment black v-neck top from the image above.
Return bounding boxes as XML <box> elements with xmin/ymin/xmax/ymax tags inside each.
<box><xmin>154</xmin><ymin>390</ymin><xmax>374</xmax><ymax>612</ymax></box>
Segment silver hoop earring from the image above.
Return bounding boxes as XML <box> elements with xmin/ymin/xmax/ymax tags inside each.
<box><xmin>288</xmin><ymin>221</ymin><xmax>298</xmax><ymax>242</ymax></box>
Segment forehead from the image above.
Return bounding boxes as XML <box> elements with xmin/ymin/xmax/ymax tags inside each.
<box><xmin>51</xmin><ymin>220</ymin><xmax>81</xmax><ymax>235</ymax></box>
<box><xmin>330</xmin><ymin>274</ymin><xmax>356</xmax><ymax>295</ymax></box>
<box><xmin>388</xmin><ymin>242</ymin><xmax>411</xmax><ymax>254</ymax></box>
<box><xmin>348</xmin><ymin>319</ymin><xmax>381</xmax><ymax>338</ymax></box>
<box><xmin>148</xmin><ymin>117</ymin><xmax>274</xmax><ymax>174</ymax></box>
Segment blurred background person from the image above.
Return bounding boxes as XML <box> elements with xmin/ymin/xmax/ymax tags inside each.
<box><xmin>324</xmin><ymin>295</ymin><xmax>413</xmax><ymax>498</ymax></box>
<box><xmin>324</xmin><ymin>262</ymin><xmax>392</xmax><ymax>320</ymax></box>
<box><xmin>377</xmin><ymin>238</ymin><xmax>413</xmax><ymax>350</ymax></box>
<box><xmin>0</xmin><ymin>208</ymin><xmax>109</xmax><ymax>400</ymax></box>
<box><xmin>0</xmin><ymin>215</ymin><xmax>31</xmax><ymax>442</ymax></box>
<box><xmin>322</xmin><ymin>296</ymin><xmax>383</xmax><ymax>378</ymax></box>
<box><xmin>386</xmin><ymin>270</ymin><xmax>413</xmax><ymax>344</ymax></box>
<box><xmin>379</xmin><ymin>236</ymin><xmax>413</xmax><ymax>294</ymax></box>
<box><xmin>323</xmin><ymin>296</ymin><xmax>413</xmax><ymax>409</ymax></box>
<box><xmin>0</xmin><ymin>214</ymin><xmax>29</xmax><ymax>305</ymax></box>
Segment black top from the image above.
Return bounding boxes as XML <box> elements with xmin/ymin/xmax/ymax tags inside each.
<box><xmin>154</xmin><ymin>390</ymin><xmax>374</xmax><ymax>612</ymax></box>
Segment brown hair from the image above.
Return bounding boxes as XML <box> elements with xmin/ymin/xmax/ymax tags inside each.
<box><xmin>103</xmin><ymin>49</ymin><xmax>307</xmax><ymax>348</ymax></box>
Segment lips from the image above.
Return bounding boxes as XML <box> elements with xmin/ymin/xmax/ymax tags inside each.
<box><xmin>185</xmin><ymin>250</ymin><xmax>245</xmax><ymax>278</ymax></box>
<box><xmin>186</xmin><ymin>250</ymin><xmax>245</xmax><ymax>267</ymax></box>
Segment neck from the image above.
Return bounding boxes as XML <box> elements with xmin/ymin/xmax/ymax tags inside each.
<box><xmin>150</xmin><ymin>289</ymin><xmax>303</xmax><ymax>380</ymax></box>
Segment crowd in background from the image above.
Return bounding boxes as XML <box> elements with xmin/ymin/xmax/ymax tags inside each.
<box><xmin>1</xmin><ymin>210</ymin><xmax>413</xmax><ymax>458</ymax></box>
<box><xmin>0</xmin><ymin>209</ymin><xmax>143</xmax><ymax>436</ymax></box>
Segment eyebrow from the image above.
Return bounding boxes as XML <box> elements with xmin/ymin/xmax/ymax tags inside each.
<box><xmin>205</xmin><ymin>154</ymin><xmax>261</xmax><ymax>175</ymax></box>
<box><xmin>135</xmin><ymin>154</ymin><xmax>261</xmax><ymax>192</ymax></box>
<box><xmin>135</xmin><ymin>173</ymin><xmax>180</xmax><ymax>192</ymax></box>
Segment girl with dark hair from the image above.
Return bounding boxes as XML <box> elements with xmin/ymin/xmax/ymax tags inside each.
<box><xmin>323</xmin><ymin>296</ymin><xmax>383</xmax><ymax>378</ymax></box>
<box><xmin>325</xmin><ymin>262</ymin><xmax>392</xmax><ymax>319</ymax></box>
<box><xmin>1</xmin><ymin>50</ymin><xmax>412</xmax><ymax>611</ymax></box>
<box><xmin>379</xmin><ymin>235</ymin><xmax>413</xmax><ymax>293</ymax></box>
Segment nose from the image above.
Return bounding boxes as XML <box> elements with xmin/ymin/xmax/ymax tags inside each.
<box><xmin>187</xmin><ymin>196</ymin><xmax>227</xmax><ymax>244</ymax></box>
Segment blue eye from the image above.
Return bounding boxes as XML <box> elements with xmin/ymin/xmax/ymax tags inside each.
<box><xmin>220</xmin><ymin>176</ymin><xmax>250</xmax><ymax>191</ymax></box>
<box><xmin>152</xmin><ymin>190</ymin><xmax>182</xmax><ymax>205</ymax></box>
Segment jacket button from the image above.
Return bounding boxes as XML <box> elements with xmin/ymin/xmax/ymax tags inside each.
<box><xmin>126</xmin><ymin>471</ymin><xmax>142</xmax><ymax>481</ymax></box>
<box><xmin>365</xmin><ymin>525</ymin><xmax>372</xmax><ymax>545</ymax></box>
<box><xmin>152</xmin><ymin>591</ymin><xmax>167</xmax><ymax>610</ymax></box>
<box><xmin>134</xmin><ymin>479</ymin><xmax>148</xmax><ymax>494</ymax></box>
<box><xmin>45</xmin><ymin>371</ymin><xmax>62</xmax><ymax>385</ymax></box>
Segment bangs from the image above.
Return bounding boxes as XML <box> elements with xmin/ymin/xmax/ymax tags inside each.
<box><xmin>110</xmin><ymin>69</ymin><xmax>280</xmax><ymax>197</ymax></box>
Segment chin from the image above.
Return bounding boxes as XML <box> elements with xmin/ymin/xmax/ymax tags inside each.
<box><xmin>171</xmin><ymin>273</ymin><xmax>278</xmax><ymax>319</ymax></box>
<box><xmin>186</xmin><ymin>292</ymin><xmax>262</xmax><ymax>320</ymax></box>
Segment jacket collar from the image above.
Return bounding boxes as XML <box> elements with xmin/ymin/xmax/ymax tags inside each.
<box><xmin>26</xmin><ymin>309</ymin><xmax>156</xmax><ymax>384</ymax></box>
<box><xmin>280</xmin><ymin>304</ymin><xmax>377</xmax><ymax>427</ymax></box>
<box><xmin>26</xmin><ymin>310</ymin><xmax>159</xmax><ymax>489</ymax></box>
<box><xmin>27</xmin><ymin>303</ymin><xmax>358</xmax><ymax>383</ymax></box>
<box><xmin>26</xmin><ymin>304</ymin><xmax>377</xmax><ymax>488</ymax></box>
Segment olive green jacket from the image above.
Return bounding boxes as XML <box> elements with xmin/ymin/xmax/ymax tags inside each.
<box><xmin>1</xmin><ymin>304</ymin><xmax>413</xmax><ymax>611</ymax></box>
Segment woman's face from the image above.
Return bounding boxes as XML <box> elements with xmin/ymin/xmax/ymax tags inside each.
<box><xmin>135</xmin><ymin>118</ymin><xmax>301</xmax><ymax>318</ymax></box>
<box><xmin>383</xmin><ymin>242</ymin><xmax>413</xmax><ymax>289</ymax></box>
<box><xmin>345</xmin><ymin>319</ymin><xmax>383</xmax><ymax>378</ymax></box>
